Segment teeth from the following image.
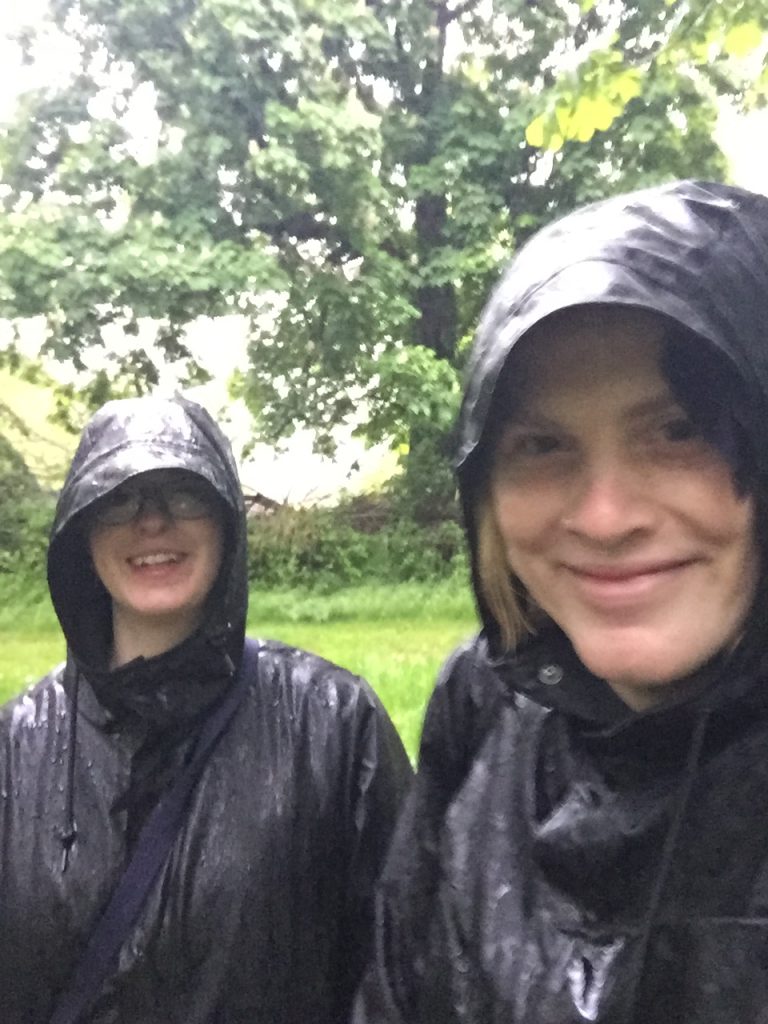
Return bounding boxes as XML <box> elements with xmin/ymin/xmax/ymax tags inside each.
<box><xmin>131</xmin><ymin>553</ymin><xmax>181</xmax><ymax>567</ymax></box>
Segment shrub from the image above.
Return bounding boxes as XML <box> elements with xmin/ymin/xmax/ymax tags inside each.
<box><xmin>246</xmin><ymin>492</ymin><xmax>466</xmax><ymax>590</ymax></box>
<box><xmin>0</xmin><ymin>492</ymin><xmax>56</xmax><ymax>583</ymax></box>
<box><xmin>0</xmin><ymin>433</ymin><xmax>56</xmax><ymax>585</ymax></box>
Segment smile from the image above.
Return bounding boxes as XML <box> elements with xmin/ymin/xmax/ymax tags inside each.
<box><xmin>128</xmin><ymin>552</ymin><xmax>184</xmax><ymax>567</ymax></box>
<box><xmin>564</xmin><ymin>559</ymin><xmax>697</xmax><ymax>607</ymax></box>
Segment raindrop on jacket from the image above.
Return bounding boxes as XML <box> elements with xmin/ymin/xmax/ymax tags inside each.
<box><xmin>354</xmin><ymin>180</ymin><xmax>768</xmax><ymax>1023</ymax></box>
<box><xmin>0</xmin><ymin>395</ymin><xmax>412</xmax><ymax>1023</ymax></box>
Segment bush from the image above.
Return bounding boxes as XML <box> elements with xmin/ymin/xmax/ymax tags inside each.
<box><xmin>0</xmin><ymin>492</ymin><xmax>56</xmax><ymax>583</ymax></box>
<box><xmin>0</xmin><ymin>433</ymin><xmax>56</xmax><ymax>584</ymax></box>
<box><xmin>247</xmin><ymin>493</ymin><xmax>467</xmax><ymax>590</ymax></box>
<box><xmin>386</xmin><ymin>424</ymin><xmax>461</xmax><ymax>527</ymax></box>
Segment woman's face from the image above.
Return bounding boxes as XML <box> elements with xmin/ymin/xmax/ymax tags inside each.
<box><xmin>490</xmin><ymin>310</ymin><xmax>759</xmax><ymax>709</ymax></box>
<box><xmin>89</xmin><ymin>470</ymin><xmax>223</xmax><ymax>643</ymax></box>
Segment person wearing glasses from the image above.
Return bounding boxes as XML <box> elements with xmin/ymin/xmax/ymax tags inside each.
<box><xmin>355</xmin><ymin>181</ymin><xmax>768</xmax><ymax>1022</ymax></box>
<box><xmin>0</xmin><ymin>394</ymin><xmax>411</xmax><ymax>1024</ymax></box>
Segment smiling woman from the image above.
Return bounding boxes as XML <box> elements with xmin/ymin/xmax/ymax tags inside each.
<box><xmin>485</xmin><ymin>307</ymin><xmax>759</xmax><ymax>708</ymax></box>
<box><xmin>354</xmin><ymin>181</ymin><xmax>768</xmax><ymax>1024</ymax></box>
<box><xmin>88</xmin><ymin>470</ymin><xmax>225</xmax><ymax>665</ymax></box>
<box><xmin>0</xmin><ymin>394</ymin><xmax>411</xmax><ymax>1024</ymax></box>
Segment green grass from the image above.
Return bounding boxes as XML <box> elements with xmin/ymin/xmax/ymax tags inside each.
<box><xmin>0</xmin><ymin>579</ymin><xmax>478</xmax><ymax>761</ymax></box>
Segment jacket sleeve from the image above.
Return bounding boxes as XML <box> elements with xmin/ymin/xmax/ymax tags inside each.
<box><xmin>334</xmin><ymin>677</ymin><xmax>414</xmax><ymax>1022</ymax></box>
<box><xmin>352</xmin><ymin>638</ymin><xmax>504</xmax><ymax>1023</ymax></box>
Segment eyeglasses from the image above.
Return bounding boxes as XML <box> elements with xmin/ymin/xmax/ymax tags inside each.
<box><xmin>93</xmin><ymin>478</ymin><xmax>216</xmax><ymax>526</ymax></box>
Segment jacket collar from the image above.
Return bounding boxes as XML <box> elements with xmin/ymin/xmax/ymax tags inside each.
<box><xmin>486</xmin><ymin>621</ymin><xmax>768</xmax><ymax>737</ymax></box>
<box><xmin>64</xmin><ymin>629</ymin><xmax>234</xmax><ymax>731</ymax></box>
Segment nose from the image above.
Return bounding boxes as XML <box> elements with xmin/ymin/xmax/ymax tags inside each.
<box><xmin>134</xmin><ymin>494</ymin><xmax>173</xmax><ymax>532</ymax></box>
<box><xmin>562</xmin><ymin>458</ymin><xmax>653</xmax><ymax>545</ymax></box>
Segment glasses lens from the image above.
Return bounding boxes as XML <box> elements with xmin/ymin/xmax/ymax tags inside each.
<box><xmin>92</xmin><ymin>478</ymin><xmax>215</xmax><ymax>525</ymax></box>
<box><xmin>164</xmin><ymin>484</ymin><xmax>214</xmax><ymax>519</ymax></box>
<box><xmin>94</xmin><ymin>488</ymin><xmax>141</xmax><ymax>525</ymax></box>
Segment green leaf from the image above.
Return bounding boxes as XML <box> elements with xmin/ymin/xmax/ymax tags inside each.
<box><xmin>525</xmin><ymin>113</ymin><xmax>547</xmax><ymax>148</ymax></box>
<box><xmin>614</xmin><ymin>69</ymin><xmax>642</xmax><ymax>104</ymax></box>
<box><xmin>723</xmin><ymin>22</ymin><xmax>764</xmax><ymax>58</ymax></box>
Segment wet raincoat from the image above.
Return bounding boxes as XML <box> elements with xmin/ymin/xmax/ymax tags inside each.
<box><xmin>354</xmin><ymin>180</ymin><xmax>768</xmax><ymax>1023</ymax></box>
<box><xmin>0</xmin><ymin>395</ymin><xmax>412</xmax><ymax>1024</ymax></box>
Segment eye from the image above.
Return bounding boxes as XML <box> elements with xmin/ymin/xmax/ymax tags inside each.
<box><xmin>105</xmin><ymin>487</ymin><xmax>136</xmax><ymax>510</ymax></box>
<box><xmin>166</xmin><ymin>484</ymin><xmax>214</xmax><ymax>518</ymax></box>
<box><xmin>658</xmin><ymin>415</ymin><xmax>701</xmax><ymax>444</ymax></box>
<box><xmin>506</xmin><ymin>432</ymin><xmax>564</xmax><ymax>458</ymax></box>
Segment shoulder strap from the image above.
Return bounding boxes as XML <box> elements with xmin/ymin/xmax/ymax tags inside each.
<box><xmin>49</xmin><ymin>637</ymin><xmax>261</xmax><ymax>1024</ymax></box>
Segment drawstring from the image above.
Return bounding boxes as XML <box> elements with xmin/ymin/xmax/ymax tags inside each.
<box><xmin>623</xmin><ymin>707</ymin><xmax>711</xmax><ymax>1017</ymax></box>
<box><xmin>60</xmin><ymin>664</ymin><xmax>80</xmax><ymax>873</ymax></box>
<box><xmin>207</xmin><ymin>626</ymin><xmax>236</xmax><ymax>678</ymax></box>
<box><xmin>57</xmin><ymin>634</ymin><xmax>234</xmax><ymax>874</ymax></box>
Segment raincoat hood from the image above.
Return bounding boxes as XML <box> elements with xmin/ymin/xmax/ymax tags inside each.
<box><xmin>48</xmin><ymin>395</ymin><xmax>248</xmax><ymax>675</ymax></box>
<box><xmin>3</xmin><ymin>397</ymin><xmax>412</xmax><ymax>1024</ymax></box>
<box><xmin>456</xmin><ymin>180</ymin><xmax>768</xmax><ymax>677</ymax></box>
<box><xmin>458</xmin><ymin>179</ymin><xmax>768</xmax><ymax>476</ymax></box>
<box><xmin>354</xmin><ymin>182</ymin><xmax>768</xmax><ymax>1024</ymax></box>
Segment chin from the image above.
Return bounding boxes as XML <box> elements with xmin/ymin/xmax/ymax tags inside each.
<box><xmin>131</xmin><ymin>601</ymin><xmax>198</xmax><ymax>622</ymax></box>
<box><xmin>571</xmin><ymin>634</ymin><xmax>712</xmax><ymax>692</ymax></box>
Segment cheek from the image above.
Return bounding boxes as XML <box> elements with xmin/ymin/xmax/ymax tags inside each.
<box><xmin>725</xmin><ymin>497</ymin><xmax>759</xmax><ymax>582</ymax></box>
<box><xmin>200</xmin><ymin>520</ymin><xmax>224</xmax><ymax>580</ymax></box>
<box><xmin>673</xmin><ymin>468</ymin><xmax>756</xmax><ymax>551</ymax></box>
<box><xmin>88</xmin><ymin>527</ymin><xmax>113</xmax><ymax>583</ymax></box>
<box><xmin>491</xmin><ymin>482</ymin><xmax>559</xmax><ymax>557</ymax></box>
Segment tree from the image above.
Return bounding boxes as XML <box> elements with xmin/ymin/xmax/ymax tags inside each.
<box><xmin>524</xmin><ymin>0</ymin><xmax>768</xmax><ymax>151</ymax></box>
<box><xmin>0</xmin><ymin>0</ymin><xmax>763</xmax><ymax>455</ymax></box>
<box><xmin>0</xmin><ymin>389</ymin><xmax>51</xmax><ymax>579</ymax></box>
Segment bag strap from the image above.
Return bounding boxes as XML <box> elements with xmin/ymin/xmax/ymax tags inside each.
<box><xmin>49</xmin><ymin>637</ymin><xmax>261</xmax><ymax>1024</ymax></box>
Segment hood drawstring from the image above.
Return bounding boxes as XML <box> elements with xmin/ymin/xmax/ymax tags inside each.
<box><xmin>56</xmin><ymin>632</ymin><xmax>236</xmax><ymax>875</ymax></box>
<box><xmin>623</xmin><ymin>706</ymin><xmax>711</xmax><ymax>1017</ymax></box>
<box><xmin>60</xmin><ymin>661</ymin><xmax>80</xmax><ymax>873</ymax></box>
<box><xmin>207</xmin><ymin>626</ymin><xmax>236</xmax><ymax>678</ymax></box>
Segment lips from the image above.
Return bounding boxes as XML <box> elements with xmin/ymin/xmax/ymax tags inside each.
<box><xmin>568</xmin><ymin>559</ymin><xmax>694</xmax><ymax>582</ymax></box>
<box><xmin>563</xmin><ymin>558</ymin><xmax>697</xmax><ymax>609</ymax></box>
<box><xmin>128</xmin><ymin>552</ymin><xmax>184</xmax><ymax>568</ymax></box>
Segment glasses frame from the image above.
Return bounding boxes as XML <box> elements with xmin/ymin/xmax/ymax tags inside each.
<box><xmin>92</xmin><ymin>477</ymin><xmax>217</xmax><ymax>527</ymax></box>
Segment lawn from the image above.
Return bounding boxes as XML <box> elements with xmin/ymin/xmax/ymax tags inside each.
<box><xmin>0</xmin><ymin>580</ymin><xmax>478</xmax><ymax>762</ymax></box>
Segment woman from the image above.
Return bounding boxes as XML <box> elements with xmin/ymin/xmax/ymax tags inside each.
<box><xmin>0</xmin><ymin>394</ymin><xmax>412</xmax><ymax>1023</ymax></box>
<box><xmin>355</xmin><ymin>180</ymin><xmax>768</xmax><ymax>1022</ymax></box>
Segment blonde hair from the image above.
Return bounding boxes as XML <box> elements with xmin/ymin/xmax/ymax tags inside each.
<box><xmin>475</xmin><ymin>494</ymin><xmax>535</xmax><ymax>652</ymax></box>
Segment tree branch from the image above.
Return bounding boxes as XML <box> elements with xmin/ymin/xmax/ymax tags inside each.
<box><xmin>431</xmin><ymin>0</ymin><xmax>481</xmax><ymax>28</ymax></box>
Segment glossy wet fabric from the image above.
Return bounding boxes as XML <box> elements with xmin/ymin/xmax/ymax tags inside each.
<box><xmin>354</xmin><ymin>181</ymin><xmax>768</xmax><ymax>1023</ymax></box>
<box><xmin>0</xmin><ymin>396</ymin><xmax>412</xmax><ymax>1023</ymax></box>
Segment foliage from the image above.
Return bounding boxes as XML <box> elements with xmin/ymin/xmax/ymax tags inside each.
<box><xmin>247</xmin><ymin>491</ymin><xmax>466</xmax><ymax>590</ymax></box>
<box><xmin>526</xmin><ymin>0</ymin><xmax>768</xmax><ymax>151</ymax></box>
<box><xmin>386</xmin><ymin>421</ymin><xmax>460</xmax><ymax>526</ymax></box>
<box><xmin>0</xmin><ymin>429</ymin><xmax>39</xmax><ymax>501</ymax></box>
<box><xmin>0</xmin><ymin>415</ymin><xmax>56</xmax><ymax>582</ymax></box>
<box><xmin>0</xmin><ymin>0</ymin><xmax>755</xmax><ymax>457</ymax></box>
<box><xmin>0</xmin><ymin>490</ymin><xmax>56</xmax><ymax>584</ymax></box>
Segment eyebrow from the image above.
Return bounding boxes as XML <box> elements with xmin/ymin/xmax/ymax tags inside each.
<box><xmin>504</xmin><ymin>391</ymin><xmax>682</xmax><ymax>430</ymax></box>
<box><xmin>620</xmin><ymin>393</ymin><xmax>683</xmax><ymax>421</ymax></box>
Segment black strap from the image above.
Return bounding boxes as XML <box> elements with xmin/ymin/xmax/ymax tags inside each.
<box><xmin>49</xmin><ymin>637</ymin><xmax>261</xmax><ymax>1024</ymax></box>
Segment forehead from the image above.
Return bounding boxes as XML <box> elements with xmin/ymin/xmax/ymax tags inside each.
<box><xmin>507</xmin><ymin>307</ymin><xmax>670</xmax><ymax>409</ymax></box>
<box><xmin>118</xmin><ymin>468</ymin><xmax>203</xmax><ymax>489</ymax></box>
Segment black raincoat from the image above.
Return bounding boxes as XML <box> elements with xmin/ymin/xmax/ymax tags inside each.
<box><xmin>0</xmin><ymin>395</ymin><xmax>412</xmax><ymax>1024</ymax></box>
<box><xmin>354</xmin><ymin>181</ymin><xmax>768</xmax><ymax>1022</ymax></box>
